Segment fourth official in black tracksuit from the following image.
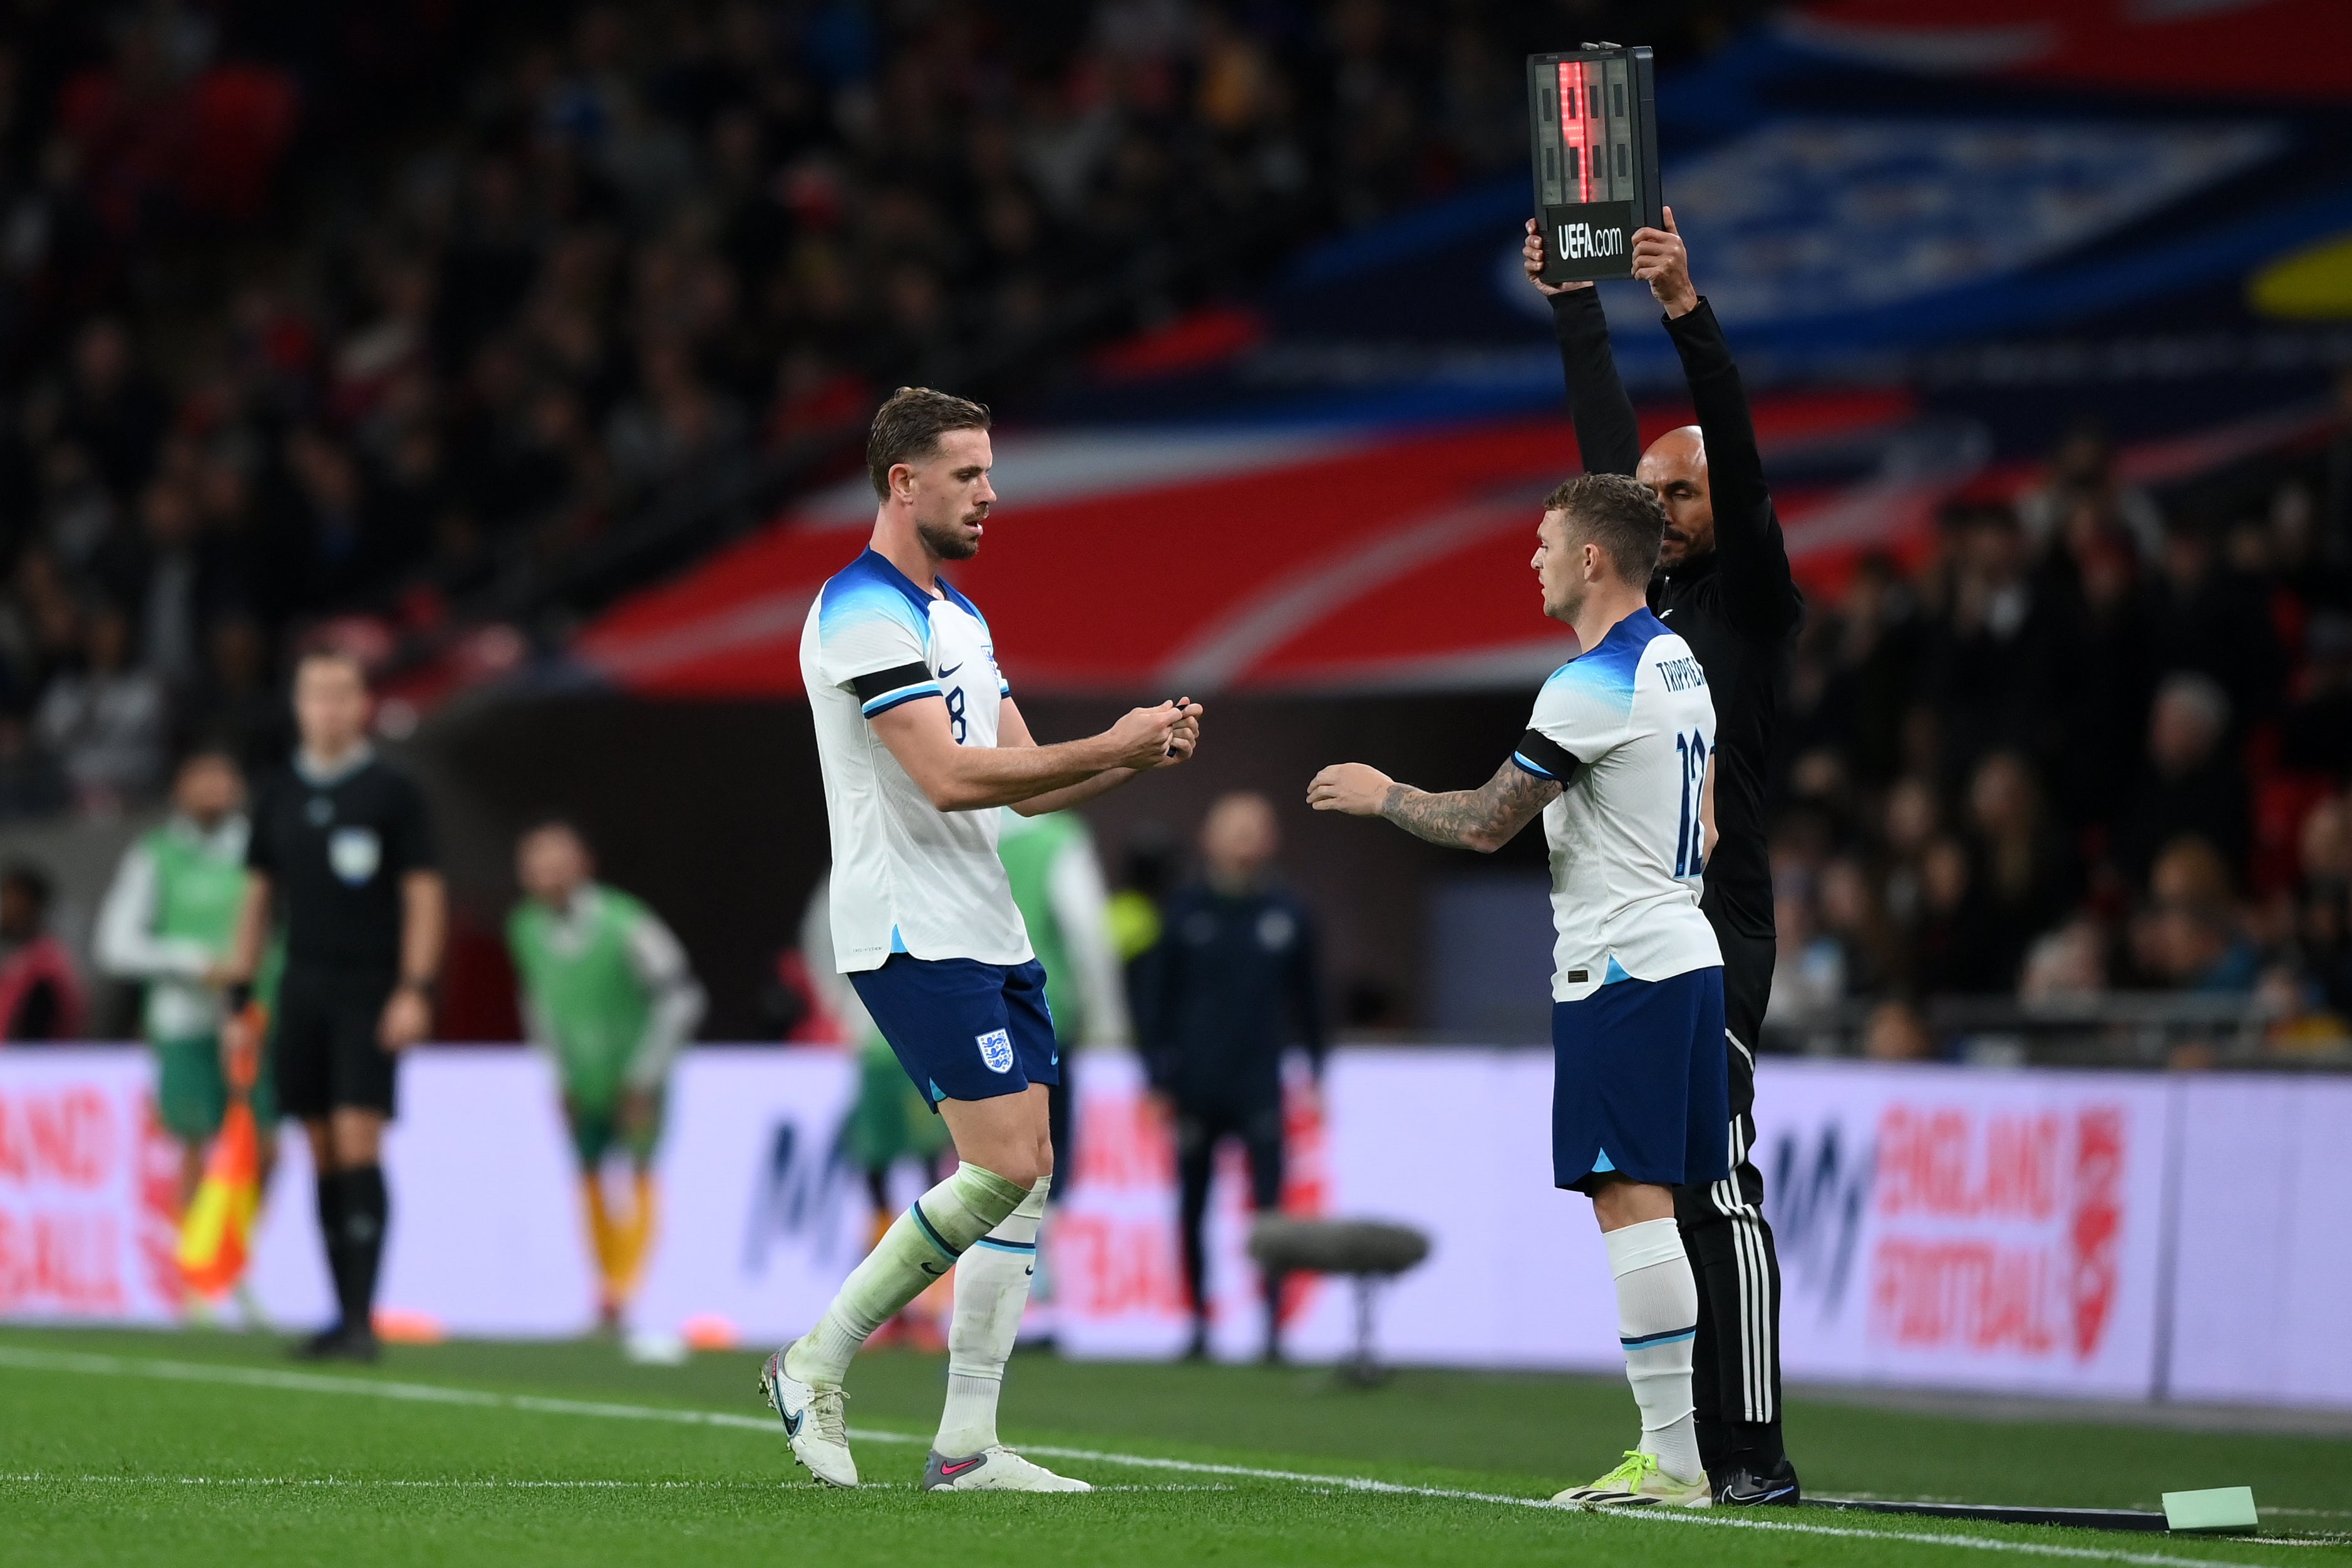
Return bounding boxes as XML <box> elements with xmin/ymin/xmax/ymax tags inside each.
<box><xmin>1550</xmin><ymin>282</ymin><xmax>1805</xmax><ymax>1498</ymax></box>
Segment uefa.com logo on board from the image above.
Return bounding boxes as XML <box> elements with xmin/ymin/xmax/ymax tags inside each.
<box><xmin>1772</xmin><ymin>1100</ymin><xmax>2127</xmax><ymax>1362</ymax></box>
<box><xmin>1554</xmin><ymin>219</ymin><xmax>1627</xmax><ymax>262</ymax></box>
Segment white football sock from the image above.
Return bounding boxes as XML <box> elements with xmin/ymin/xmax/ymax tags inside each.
<box><xmin>788</xmin><ymin>1162</ymin><xmax>1028</xmax><ymax>1385</ymax></box>
<box><xmin>1605</xmin><ymin>1217</ymin><xmax>1703</xmax><ymax>1484</ymax></box>
<box><xmin>934</xmin><ymin>1175</ymin><xmax>1050</xmax><ymax>1458</ymax></box>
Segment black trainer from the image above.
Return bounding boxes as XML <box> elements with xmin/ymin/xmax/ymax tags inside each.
<box><xmin>291</xmin><ymin>1324</ymin><xmax>379</xmax><ymax>1364</ymax></box>
<box><xmin>290</xmin><ymin>1325</ymin><xmax>347</xmax><ymax>1361</ymax></box>
<box><xmin>1713</xmin><ymin>1457</ymin><xmax>1801</xmax><ymax>1506</ymax></box>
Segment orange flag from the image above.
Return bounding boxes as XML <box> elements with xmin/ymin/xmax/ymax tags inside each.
<box><xmin>178</xmin><ymin>1005</ymin><xmax>266</xmax><ymax>1297</ymax></box>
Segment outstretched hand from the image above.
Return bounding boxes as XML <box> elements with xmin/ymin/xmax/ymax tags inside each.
<box><xmin>1520</xmin><ymin>219</ymin><xmax>1592</xmax><ymax>297</ymax></box>
<box><xmin>1629</xmin><ymin>206</ymin><xmax>1697</xmax><ymax>317</ymax></box>
<box><xmin>1306</xmin><ymin>762</ymin><xmax>1395</xmax><ymax>817</ymax></box>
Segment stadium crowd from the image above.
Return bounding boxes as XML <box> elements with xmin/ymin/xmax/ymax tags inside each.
<box><xmin>1760</xmin><ymin>402</ymin><xmax>2352</xmax><ymax>1050</ymax></box>
<box><xmin>0</xmin><ymin>0</ymin><xmax>1589</xmax><ymax>815</ymax></box>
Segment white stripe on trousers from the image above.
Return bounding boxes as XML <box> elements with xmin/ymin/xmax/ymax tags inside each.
<box><xmin>1708</xmin><ymin>1028</ymin><xmax>1775</xmax><ymax>1424</ymax></box>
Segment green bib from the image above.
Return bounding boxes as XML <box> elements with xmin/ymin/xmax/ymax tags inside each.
<box><xmin>148</xmin><ymin>825</ymin><xmax>247</xmax><ymax>952</ymax></box>
<box><xmin>141</xmin><ymin>823</ymin><xmax>272</xmax><ymax>1043</ymax></box>
<box><xmin>507</xmin><ymin>886</ymin><xmax>654</xmax><ymax>1106</ymax></box>
<box><xmin>996</xmin><ymin>811</ymin><xmax>1084</xmax><ymax>1041</ymax></box>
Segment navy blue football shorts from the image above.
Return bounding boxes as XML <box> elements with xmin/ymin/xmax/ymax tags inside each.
<box><xmin>850</xmin><ymin>954</ymin><xmax>1059</xmax><ymax>1108</ymax></box>
<box><xmin>1551</xmin><ymin>963</ymin><xmax>1730</xmax><ymax>1193</ymax></box>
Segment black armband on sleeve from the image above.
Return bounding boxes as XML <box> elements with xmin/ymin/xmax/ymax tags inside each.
<box><xmin>849</xmin><ymin>662</ymin><xmax>941</xmax><ymax>714</ymax></box>
<box><xmin>1510</xmin><ymin>731</ymin><xmax>1581</xmax><ymax>783</ymax></box>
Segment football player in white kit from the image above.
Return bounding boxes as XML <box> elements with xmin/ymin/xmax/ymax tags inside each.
<box><xmin>767</xmin><ymin>387</ymin><xmax>1202</xmax><ymax>1492</ymax></box>
<box><xmin>1308</xmin><ymin>471</ymin><xmax>1726</xmax><ymax>1508</ymax></box>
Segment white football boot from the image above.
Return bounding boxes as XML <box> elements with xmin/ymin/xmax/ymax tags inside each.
<box><xmin>921</xmin><ymin>1447</ymin><xmax>1091</xmax><ymax>1492</ymax></box>
<box><xmin>758</xmin><ymin>1344</ymin><xmax>857</xmax><ymax>1487</ymax></box>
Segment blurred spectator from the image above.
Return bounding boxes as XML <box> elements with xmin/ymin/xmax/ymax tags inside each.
<box><xmin>2019</xmin><ymin>918</ymin><xmax>2107</xmax><ymax>1003</ymax></box>
<box><xmin>2280</xmin><ymin>613</ymin><xmax>2352</xmax><ymax>777</ymax></box>
<box><xmin>1765</xmin><ymin>879</ymin><xmax>1839</xmax><ymax>1043</ymax></box>
<box><xmin>2046</xmin><ymin>522</ymin><xmax>2153</xmax><ymax>833</ymax></box>
<box><xmin>0</xmin><ymin>862</ymin><xmax>86</xmax><ymax>1040</ymax></box>
<box><xmin>2017</xmin><ymin>417</ymin><xmax>2164</xmax><ymax>563</ymax></box>
<box><xmin>2291</xmin><ymin>796</ymin><xmax>2352</xmax><ymax>1024</ymax></box>
<box><xmin>1909</xmin><ymin>835</ymin><xmax>2004</xmax><ymax>997</ymax></box>
<box><xmin>1817</xmin><ymin>856</ymin><xmax>1889</xmax><ymax>999</ymax></box>
<box><xmin>1965</xmin><ymin>751</ymin><xmax>2075</xmax><ymax>986</ymax></box>
<box><xmin>2131</xmin><ymin>838</ymin><xmax>2257</xmax><ymax>994</ymax></box>
<box><xmin>182</xmin><ymin>616</ymin><xmax>289</xmax><ymax>771</ymax></box>
<box><xmin>1825</xmin><ymin>554</ymin><xmax>1921</xmax><ymax>790</ymax></box>
<box><xmin>1877</xmin><ymin>776</ymin><xmax>1939</xmax><ymax>930</ymax></box>
<box><xmin>2115</xmin><ymin>673</ymin><xmax>2249</xmax><ymax>889</ymax></box>
<box><xmin>1861</xmin><ymin>1001</ymin><xmax>1934</xmax><ymax>1062</ymax></box>
<box><xmin>2140</xmin><ymin>517</ymin><xmax>2284</xmax><ymax>727</ymax></box>
<box><xmin>1920</xmin><ymin>504</ymin><xmax>2066</xmax><ymax>786</ymax></box>
<box><xmin>33</xmin><ymin>602</ymin><xmax>168</xmax><ymax>813</ymax></box>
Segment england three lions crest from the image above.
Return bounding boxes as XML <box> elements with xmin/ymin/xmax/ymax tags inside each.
<box><xmin>975</xmin><ymin>1029</ymin><xmax>1014</xmax><ymax>1074</ymax></box>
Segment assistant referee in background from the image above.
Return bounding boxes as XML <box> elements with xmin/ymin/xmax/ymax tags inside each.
<box><xmin>225</xmin><ymin>650</ymin><xmax>444</xmax><ymax>1362</ymax></box>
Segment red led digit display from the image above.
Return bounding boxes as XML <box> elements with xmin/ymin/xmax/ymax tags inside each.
<box><xmin>1557</xmin><ymin>60</ymin><xmax>1591</xmax><ymax>202</ymax></box>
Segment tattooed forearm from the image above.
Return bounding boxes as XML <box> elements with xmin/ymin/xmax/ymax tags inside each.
<box><xmin>1377</xmin><ymin>760</ymin><xmax>1559</xmax><ymax>852</ymax></box>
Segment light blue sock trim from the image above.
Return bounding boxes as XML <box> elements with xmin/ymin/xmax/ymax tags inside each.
<box><xmin>1621</xmin><ymin>1326</ymin><xmax>1697</xmax><ymax>1349</ymax></box>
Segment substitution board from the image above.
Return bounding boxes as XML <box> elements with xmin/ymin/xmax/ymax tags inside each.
<box><xmin>1526</xmin><ymin>44</ymin><xmax>1663</xmax><ymax>283</ymax></box>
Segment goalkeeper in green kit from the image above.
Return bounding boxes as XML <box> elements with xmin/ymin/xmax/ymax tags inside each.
<box><xmin>507</xmin><ymin>821</ymin><xmax>705</xmax><ymax>1333</ymax></box>
<box><xmin>97</xmin><ymin>749</ymin><xmax>281</xmax><ymax>1222</ymax></box>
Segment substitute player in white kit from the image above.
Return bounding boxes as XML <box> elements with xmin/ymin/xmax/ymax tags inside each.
<box><xmin>770</xmin><ymin>386</ymin><xmax>1202</xmax><ymax>1491</ymax></box>
<box><xmin>1308</xmin><ymin>471</ymin><xmax>1726</xmax><ymax>1508</ymax></box>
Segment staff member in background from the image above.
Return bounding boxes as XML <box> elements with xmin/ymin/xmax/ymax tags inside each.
<box><xmin>0</xmin><ymin>863</ymin><xmax>85</xmax><ymax>1040</ymax></box>
<box><xmin>507</xmin><ymin>820</ymin><xmax>704</xmax><ymax>1340</ymax></box>
<box><xmin>1145</xmin><ymin>792</ymin><xmax>1325</xmax><ymax>1363</ymax></box>
<box><xmin>96</xmin><ymin>749</ymin><xmax>280</xmax><ymax>1221</ymax></box>
<box><xmin>224</xmin><ymin>650</ymin><xmax>443</xmax><ymax>1363</ymax></box>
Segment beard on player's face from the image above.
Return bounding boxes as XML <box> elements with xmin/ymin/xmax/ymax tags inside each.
<box><xmin>916</xmin><ymin>506</ymin><xmax>984</xmax><ymax>560</ymax></box>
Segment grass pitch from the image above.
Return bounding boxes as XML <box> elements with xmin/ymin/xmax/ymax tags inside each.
<box><xmin>1</xmin><ymin>1327</ymin><xmax>2345</xmax><ymax>1567</ymax></box>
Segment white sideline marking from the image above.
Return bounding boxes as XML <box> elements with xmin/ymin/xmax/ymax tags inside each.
<box><xmin>0</xmin><ymin>1473</ymin><xmax>1229</xmax><ymax>1495</ymax></box>
<box><xmin>0</xmin><ymin>1344</ymin><xmax>2291</xmax><ymax>1566</ymax></box>
<box><xmin>4</xmin><ymin>1473</ymin><xmax>773</xmax><ymax>1490</ymax></box>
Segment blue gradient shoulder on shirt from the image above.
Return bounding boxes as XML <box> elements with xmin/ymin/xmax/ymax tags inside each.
<box><xmin>1541</xmin><ymin>609</ymin><xmax>1669</xmax><ymax>706</ymax></box>
<box><xmin>817</xmin><ymin>549</ymin><xmax>937</xmax><ymax>647</ymax></box>
<box><xmin>935</xmin><ymin>574</ymin><xmax>989</xmax><ymax>632</ymax></box>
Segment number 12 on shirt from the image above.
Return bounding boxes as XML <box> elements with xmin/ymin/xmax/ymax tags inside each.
<box><xmin>1673</xmin><ymin>729</ymin><xmax>1708</xmax><ymax>879</ymax></box>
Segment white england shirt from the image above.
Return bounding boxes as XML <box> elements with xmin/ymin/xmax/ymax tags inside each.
<box><xmin>800</xmin><ymin>548</ymin><xmax>1033</xmax><ymax>972</ymax></box>
<box><xmin>1509</xmin><ymin>607</ymin><xmax>1723</xmax><ymax>1003</ymax></box>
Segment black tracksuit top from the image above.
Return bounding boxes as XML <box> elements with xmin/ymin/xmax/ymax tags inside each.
<box><xmin>1549</xmin><ymin>288</ymin><xmax>1803</xmax><ymax>941</ymax></box>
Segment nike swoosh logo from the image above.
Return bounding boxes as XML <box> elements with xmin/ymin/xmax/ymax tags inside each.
<box><xmin>782</xmin><ymin>1409</ymin><xmax>804</xmax><ymax>1438</ymax></box>
<box><xmin>920</xmin><ymin>1261</ymin><xmax>947</xmax><ymax>1276</ymax></box>
<box><xmin>1024</xmin><ymin>1265</ymin><xmax>1034</xmax><ymax>1276</ymax></box>
<box><xmin>939</xmin><ymin>662</ymin><xmax>964</xmax><ymax>678</ymax></box>
<box><xmin>940</xmin><ymin>1458</ymin><xmax>983</xmax><ymax>1475</ymax></box>
<box><xmin>1659</xmin><ymin>609</ymin><xmax>1673</xmax><ymax>619</ymax></box>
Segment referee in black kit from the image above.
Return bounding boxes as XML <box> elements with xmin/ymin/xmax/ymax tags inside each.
<box><xmin>1522</xmin><ymin>210</ymin><xmax>1805</xmax><ymax>1504</ymax></box>
<box><xmin>224</xmin><ymin>650</ymin><xmax>444</xmax><ymax>1361</ymax></box>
